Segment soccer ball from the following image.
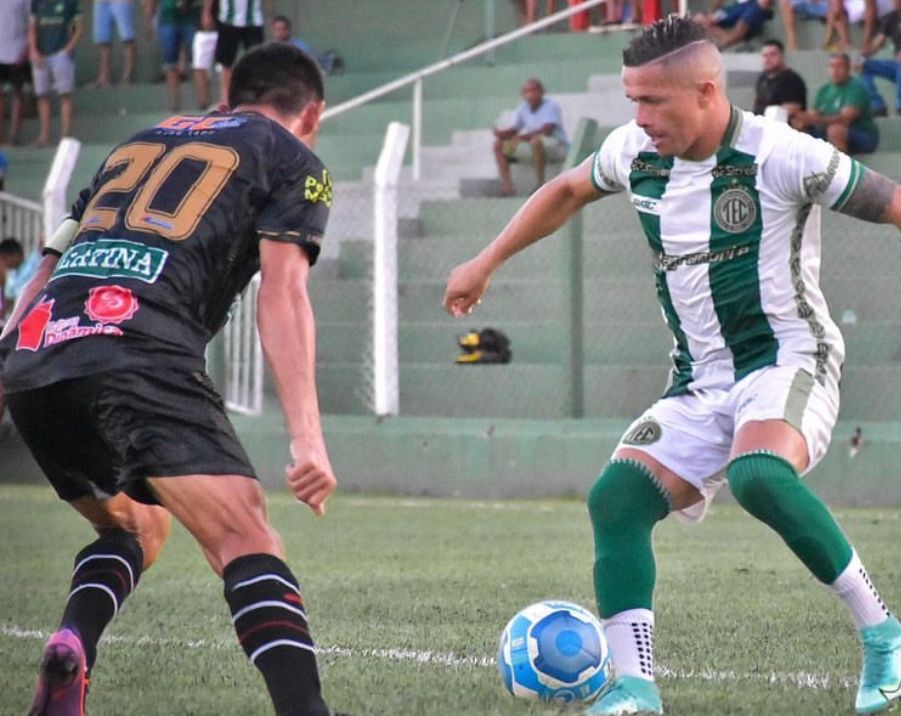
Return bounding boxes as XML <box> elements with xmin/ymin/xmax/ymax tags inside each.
<box><xmin>497</xmin><ymin>600</ymin><xmax>612</xmax><ymax>703</ymax></box>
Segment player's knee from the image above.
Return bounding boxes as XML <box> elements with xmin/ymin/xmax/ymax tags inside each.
<box><xmin>588</xmin><ymin>459</ymin><xmax>670</xmax><ymax>533</ymax></box>
<box><xmin>727</xmin><ymin>452</ymin><xmax>789</xmax><ymax>515</ymax></box>
<box><xmin>134</xmin><ymin>506</ymin><xmax>172</xmax><ymax>568</ymax></box>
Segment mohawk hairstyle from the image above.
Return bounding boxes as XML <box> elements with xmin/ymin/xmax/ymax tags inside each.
<box><xmin>623</xmin><ymin>15</ymin><xmax>711</xmax><ymax>67</ymax></box>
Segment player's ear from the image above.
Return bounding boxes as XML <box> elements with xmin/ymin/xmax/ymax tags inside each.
<box><xmin>295</xmin><ymin>100</ymin><xmax>325</xmax><ymax>149</ymax></box>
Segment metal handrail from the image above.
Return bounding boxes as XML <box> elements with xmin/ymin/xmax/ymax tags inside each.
<box><xmin>321</xmin><ymin>0</ymin><xmax>612</xmax><ymax>180</ymax></box>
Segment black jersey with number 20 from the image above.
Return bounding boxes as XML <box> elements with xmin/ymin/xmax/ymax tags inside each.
<box><xmin>2</xmin><ymin>112</ymin><xmax>331</xmax><ymax>392</ymax></box>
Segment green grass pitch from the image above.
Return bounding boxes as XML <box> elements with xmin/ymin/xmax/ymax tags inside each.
<box><xmin>1</xmin><ymin>484</ymin><xmax>899</xmax><ymax>715</ymax></box>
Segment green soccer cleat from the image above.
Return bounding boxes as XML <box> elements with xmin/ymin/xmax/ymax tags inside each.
<box><xmin>857</xmin><ymin>615</ymin><xmax>901</xmax><ymax>714</ymax></box>
<box><xmin>584</xmin><ymin>676</ymin><xmax>663</xmax><ymax>715</ymax></box>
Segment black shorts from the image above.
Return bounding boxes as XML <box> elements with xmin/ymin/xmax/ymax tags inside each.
<box><xmin>0</xmin><ymin>62</ymin><xmax>31</xmax><ymax>89</ymax></box>
<box><xmin>7</xmin><ymin>368</ymin><xmax>257</xmax><ymax>506</ymax></box>
<box><xmin>214</xmin><ymin>24</ymin><xmax>264</xmax><ymax>68</ymax></box>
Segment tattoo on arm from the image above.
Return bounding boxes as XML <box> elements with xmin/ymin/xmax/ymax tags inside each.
<box><xmin>838</xmin><ymin>169</ymin><xmax>897</xmax><ymax>223</ymax></box>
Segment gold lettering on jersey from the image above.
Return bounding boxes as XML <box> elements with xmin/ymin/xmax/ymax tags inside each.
<box><xmin>304</xmin><ymin>169</ymin><xmax>333</xmax><ymax>208</ymax></box>
<box><xmin>52</xmin><ymin>239</ymin><xmax>169</xmax><ymax>284</ymax></box>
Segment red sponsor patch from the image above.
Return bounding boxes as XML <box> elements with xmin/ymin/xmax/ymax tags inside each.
<box><xmin>16</xmin><ymin>299</ymin><xmax>54</xmax><ymax>351</ymax></box>
<box><xmin>84</xmin><ymin>285</ymin><xmax>139</xmax><ymax>325</ymax></box>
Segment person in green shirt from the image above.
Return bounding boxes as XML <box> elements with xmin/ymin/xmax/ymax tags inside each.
<box><xmin>793</xmin><ymin>52</ymin><xmax>879</xmax><ymax>153</ymax></box>
<box><xmin>143</xmin><ymin>0</ymin><xmax>201</xmax><ymax>110</ymax></box>
<box><xmin>28</xmin><ymin>0</ymin><xmax>83</xmax><ymax>146</ymax></box>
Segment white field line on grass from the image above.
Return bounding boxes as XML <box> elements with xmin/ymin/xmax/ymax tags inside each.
<box><xmin>1</xmin><ymin>624</ymin><xmax>854</xmax><ymax>690</ymax></box>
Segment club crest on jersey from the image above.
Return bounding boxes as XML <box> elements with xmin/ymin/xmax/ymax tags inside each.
<box><xmin>85</xmin><ymin>285</ymin><xmax>140</xmax><ymax>325</ymax></box>
<box><xmin>713</xmin><ymin>187</ymin><xmax>757</xmax><ymax>234</ymax></box>
<box><xmin>304</xmin><ymin>169</ymin><xmax>333</xmax><ymax>208</ymax></box>
<box><xmin>623</xmin><ymin>419</ymin><xmax>662</xmax><ymax>446</ymax></box>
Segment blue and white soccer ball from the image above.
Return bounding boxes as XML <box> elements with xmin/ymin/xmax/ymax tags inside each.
<box><xmin>497</xmin><ymin>600</ymin><xmax>612</xmax><ymax>703</ymax></box>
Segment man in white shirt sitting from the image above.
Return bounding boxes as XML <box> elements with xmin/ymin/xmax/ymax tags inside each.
<box><xmin>493</xmin><ymin>78</ymin><xmax>570</xmax><ymax>196</ymax></box>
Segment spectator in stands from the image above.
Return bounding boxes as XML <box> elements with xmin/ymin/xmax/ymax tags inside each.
<box><xmin>29</xmin><ymin>0</ymin><xmax>83</xmax><ymax>147</ymax></box>
<box><xmin>780</xmin><ymin>0</ymin><xmax>831</xmax><ymax>50</ymax></box>
<box><xmin>512</xmin><ymin>0</ymin><xmax>539</xmax><ymax>25</ymax></box>
<box><xmin>144</xmin><ymin>0</ymin><xmax>200</xmax><ymax>111</ymax></box>
<box><xmin>269</xmin><ymin>15</ymin><xmax>344</xmax><ymax>75</ymax></box>
<box><xmin>202</xmin><ymin>0</ymin><xmax>268</xmax><ymax>104</ymax></box>
<box><xmin>858</xmin><ymin>0</ymin><xmax>900</xmax><ymax>115</ymax></box>
<box><xmin>753</xmin><ymin>39</ymin><xmax>808</xmax><ymax>118</ymax></box>
<box><xmin>0</xmin><ymin>151</ymin><xmax>7</xmax><ymax>191</ymax></box>
<box><xmin>1</xmin><ymin>237</ymin><xmax>40</xmax><ymax>314</ymax></box>
<box><xmin>191</xmin><ymin>0</ymin><xmax>218</xmax><ymax>110</ymax></box>
<box><xmin>92</xmin><ymin>0</ymin><xmax>136</xmax><ymax>86</ymax></box>
<box><xmin>793</xmin><ymin>52</ymin><xmax>879</xmax><ymax>152</ymax></box>
<box><xmin>0</xmin><ymin>0</ymin><xmax>30</xmax><ymax>146</ymax></box>
<box><xmin>696</xmin><ymin>0</ymin><xmax>775</xmax><ymax>49</ymax></box>
<box><xmin>832</xmin><ymin>0</ymin><xmax>895</xmax><ymax>50</ymax></box>
<box><xmin>0</xmin><ymin>239</ymin><xmax>25</xmax><ymax>320</ymax></box>
<box><xmin>494</xmin><ymin>78</ymin><xmax>569</xmax><ymax>196</ymax></box>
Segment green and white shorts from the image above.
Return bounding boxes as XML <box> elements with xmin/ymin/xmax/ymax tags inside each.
<box><xmin>613</xmin><ymin>364</ymin><xmax>840</xmax><ymax>523</ymax></box>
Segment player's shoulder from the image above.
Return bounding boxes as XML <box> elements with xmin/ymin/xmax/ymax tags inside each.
<box><xmin>733</xmin><ymin>109</ymin><xmax>815</xmax><ymax>161</ymax></box>
<box><xmin>600</xmin><ymin>120</ymin><xmax>654</xmax><ymax>157</ymax></box>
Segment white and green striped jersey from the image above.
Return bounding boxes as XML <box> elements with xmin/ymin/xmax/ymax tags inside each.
<box><xmin>217</xmin><ymin>0</ymin><xmax>263</xmax><ymax>27</ymax></box>
<box><xmin>591</xmin><ymin>106</ymin><xmax>862</xmax><ymax>397</ymax></box>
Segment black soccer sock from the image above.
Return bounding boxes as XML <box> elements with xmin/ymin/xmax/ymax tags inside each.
<box><xmin>61</xmin><ymin>528</ymin><xmax>143</xmax><ymax>672</ymax></box>
<box><xmin>223</xmin><ymin>553</ymin><xmax>329</xmax><ymax>716</ymax></box>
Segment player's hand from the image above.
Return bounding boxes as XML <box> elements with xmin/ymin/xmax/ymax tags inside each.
<box><xmin>443</xmin><ymin>256</ymin><xmax>491</xmax><ymax>318</ymax></box>
<box><xmin>286</xmin><ymin>436</ymin><xmax>337</xmax><ymax>516</ymax></box>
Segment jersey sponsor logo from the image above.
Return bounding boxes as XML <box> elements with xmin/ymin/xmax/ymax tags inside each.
<box><xmin>155</xmin><ymin>115</ymin><xmax>248</xmax><ymax>135</ymax></box>
<box><xmin>304</xmin><ymin>169</ymin><xmax>333</xmax><ymax>208</ymax></box>
<box><xmin>656</xmin><ymin>244</ymin><xmax>752</xmax><ymax>271</ymax></box>
<box><xmin>84</xmin><ymin>285</ymin><xmax>140</xmax><ymax>325</ymax></box>
<box><xmin>631</xmin><ymin>194</ymin><xmax>661</xmax><ymax>215</ymax></box>
<box><xmin>713</xmin><ymin>187</ymin><xmax>757</xmax><ymax>234</ymax></box>
<box><xmin>43</xmin><ymin>318</ymin><xmax>124</xmax><ymax>347</ymax></box>
<box><xmin>53</xmin><ymin>239</ymin><xmax>168</xmax><ymax>284</ymax></box>
<box><xmin>622</xmin><ymin>419</ymin><xmax>662</xmax><ymax>446</ymax></box>
<box><xmin>14</xmin><ymin>297</ymin><xmax>126</xmax><ymax>351</ymax></box>
<box><xmin>16</xmin><ymin>299</ymin><xmax>54</xmax><ymax>352</ymax></box>
<box><xmin>711</xmin><ymin>163</ymin><xmax>758</xmax><ymax>178</ymax></box>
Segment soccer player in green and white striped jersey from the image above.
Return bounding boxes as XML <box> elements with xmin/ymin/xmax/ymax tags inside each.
<box><xmin>444</xmin><ymin>15</ymin><xmax>901</xmax><ymax>716</ymax></box>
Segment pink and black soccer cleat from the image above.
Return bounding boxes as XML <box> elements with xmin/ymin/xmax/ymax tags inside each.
<box><xmin>27</xmin><ymin>629</ymin><xmax>89</xmax><ymax>716</ymax></box>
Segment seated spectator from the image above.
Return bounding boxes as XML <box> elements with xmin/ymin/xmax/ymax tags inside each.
<box><xmin>780</xmin><ymin>0</ymin><xmax>831</xmax><ymax>50</ymax></box>
<box><xmin>753</xmin><ymin>39</ymin><xmax>808</xmax><ymax>118</ymax></box>
<box><xmin>696</xmin><ymin>0</ymin><xmax>775</xmax><ymax>49</ymax></box>
<box><xmin>269</xmin><ymin>15</ymin><xmax>344</xmax><ymax>75</ymax></box>
<box><xmin>858</xmin><ymin>0</ymin><xmax>900</xmax><ymax>115</ymax></box>
<box><xmin>0</xmin><ymin>238</ymin><xmax>25</xmax><ymax>319</ymax></box>
<box><xmin>2</xmin><ymin>238</ymin><xmax>39</xmax><ymax>311</ymax></box>
<box><xmin>144</xmin><ymin>0</ymin><xmax>200</xmax><ymax>111</ymax></box>
<box><xmin>832</xmin><ymin>0</ymin><xmax>894</xmax><ymax>50</ymax></box>
<box><xmin>793</xmin><ymin>52</ymin><xmax>879</xmax><ymax>152</ymax></box>
<box><xmin>92</xmin><ymin>0</ymin><xmax>136</xmax><ymax>86</ymax></box>
<box><xmin>493</xmin><ymin>78</ymin><xmax>569</xmax><ymax>197</ymax></box>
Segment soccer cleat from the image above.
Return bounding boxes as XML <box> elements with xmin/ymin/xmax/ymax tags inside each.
<box><xmin>27</xmin><ymin>629</ymin><xmax>89</xmax><ymax>716</ymax></box>
<box><xmin>857</xmin><ymin>615</ymin><xmax>901</xmax><ymax>714</ymax></box>
<box><xmin>584</xmin><ymin>676</ymin><xmax>663</xmax><ymax>715</ymax></box>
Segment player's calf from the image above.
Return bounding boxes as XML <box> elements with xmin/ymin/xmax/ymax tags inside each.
<box><xmin>223</xmin><ymin>553</ymin><xmax>330</xmax><ymax>716</ymax></box>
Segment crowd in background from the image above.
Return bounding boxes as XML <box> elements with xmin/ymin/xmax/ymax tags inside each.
<box><xmin>0</xmin><ymin>0</ymin><xmax>343</xmax><ymax>148</ymax></box>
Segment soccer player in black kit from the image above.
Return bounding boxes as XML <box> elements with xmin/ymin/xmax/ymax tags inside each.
<box><xmin>0</xmin><ymin>43</ymin><xmax>338</xmax><ymax>716</ymax></box>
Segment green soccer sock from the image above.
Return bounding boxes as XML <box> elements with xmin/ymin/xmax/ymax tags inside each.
<box><xmin>727</xmin><ymin>452</ymin><xmax>852</xmax><ymax>584</ymax></box>
<box><xmin>587</xmin><ymin>459</ymin><xmax>671</xmax><ymax>618</ymax></box>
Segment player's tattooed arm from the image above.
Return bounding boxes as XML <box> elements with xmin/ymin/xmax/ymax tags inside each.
<box><xmin>837</xmin><ymin>169</ymin><xmax>901</xmax><ymax>225</ymax></box>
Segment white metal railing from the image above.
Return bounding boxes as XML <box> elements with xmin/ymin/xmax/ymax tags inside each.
<box><xmin>0</xmin><ymin>192</ymin><xmax>43</xmax><ymax>257</ymax></box>
<box><xmin>224</xmin><ymin>272</ymin><xmax>264</xmax><ymax>416</ymax></box>
<box><xmin>321</xmin><ymin>0</ymin><xmax>611</xmax><ymax>181</ymax></box>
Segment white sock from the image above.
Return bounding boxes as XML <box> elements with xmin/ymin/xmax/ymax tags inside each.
<box><xmin>603</xmin><ymin>608</ymin><xmax>656</xmax><ymax>681</ymax></box>
<box><xmin>829</xmin><ymin>550</ymin><xmax>891</xmax><ymax>629</ymax></box>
